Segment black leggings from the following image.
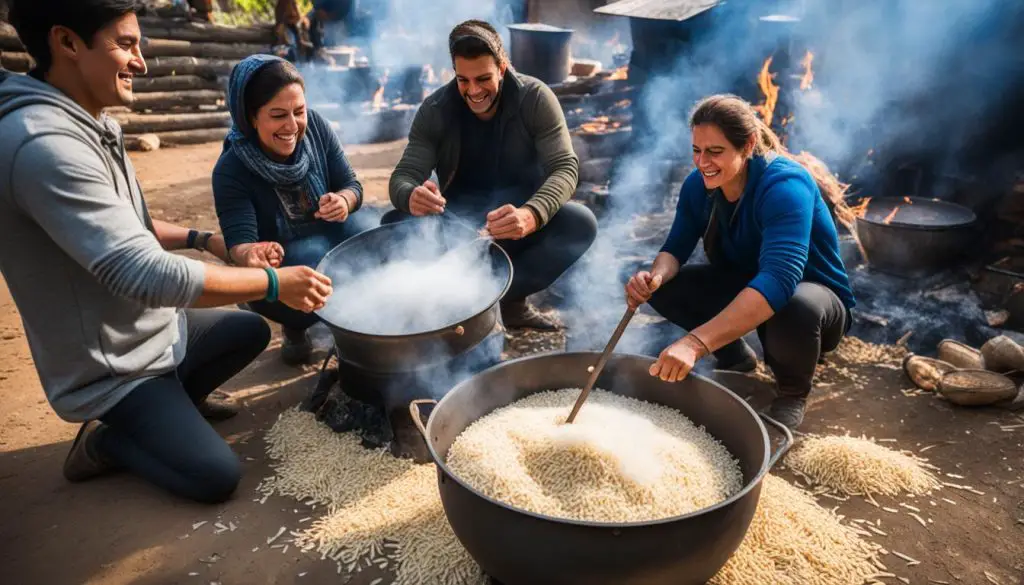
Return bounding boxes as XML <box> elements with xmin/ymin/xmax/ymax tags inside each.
<box><xmin>381</xmin><ymin>202</ymin><xmax>598</xmax><ymax>303</ymax></box>
<box><xmin>94</xmin><ymin>309</ymin><xmax>271</xmax><ymax>503</ymax></box>
<box><xmin>649</xmin><ymin>264</ymin><xmax>848</xmax><ymax>398</ymax></box>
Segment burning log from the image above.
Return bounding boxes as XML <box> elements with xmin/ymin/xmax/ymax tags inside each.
<box><xmin>130</xmin><ymin>89</ymin><xmax>225</xmax><ymax>112</ymax></box>
<box><xmin>143</xmin><ymin>56</ymin><xmax>237</xmax><ymax>78</ymax></box>
<box><xmin>124</xmin><ymin>127</ymin><xmax>229</xmax><ymax>151</ymax></box>
<box><xmin>112</xmin><ymin>111</ymin><xmax>231</xmax><ymax>134</ymax></box>
<box><xmin>140</xmin><ymin>38</ymin><xmax>265</xmax><ymax>60</ymax></box>
<box><xmin>132</xmin><ymin>74</ymin><xmax>224</xmax><ymax>93</ymax></box>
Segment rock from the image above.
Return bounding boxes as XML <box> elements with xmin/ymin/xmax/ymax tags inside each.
<box><xmin>137</xmin><ymin>133</ymin><xmax>161</xmax><ymax>152</ymax></box>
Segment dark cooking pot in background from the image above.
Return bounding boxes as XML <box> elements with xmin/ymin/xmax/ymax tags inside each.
<box><xmin>314</xmin><ymin>217</ymin><xmax>513</xmax><ymax>374</ymax></box>
<box><xmin>853</xmin><ymin>196</ymin><xmax>979</xmax><ymax>278</ymax></box>
<box><xmin>410</xmin><ymin>352</ymin><xmax>793</xmax><ymax>585</ymax></box>
<box><xmin>507</xmin><ymin>23</ymin><xmax>574</xmax><ymax>85</ymax></box>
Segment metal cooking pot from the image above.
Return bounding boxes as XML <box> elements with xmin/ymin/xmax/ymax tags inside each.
<box><xmin>854</xmin><ymin>196</ymin><xmax>979</xmax><ymax>278</ymax></box>
<box><xmin>314</xmin><ymin>217</ymin><xmax>513</xmax><ymax>373</ymax></box>
<box><xmin>410</xmin><ymin>352</ymin><xmax>793</xmax><ymax>585</ymax></box>
<box><xmin>508</xmin><ymin>23</ymin><xmax>574</xmax><ymax>85</ymax></box>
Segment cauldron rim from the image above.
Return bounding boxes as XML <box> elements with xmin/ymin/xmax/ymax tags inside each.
<box><xmin>422</xmin><ymin>351</ymin><xmax>774</xmax><ymax>529</ymax></box>
<box><xmin>852</xmin><ymin>196</ymin><xmax>977</xmax><ymax>231</ymax></box>
<box><xmin>313</xmin><ymin>220</ymin><xmax>514</xmax><ymax>339</ymax></box>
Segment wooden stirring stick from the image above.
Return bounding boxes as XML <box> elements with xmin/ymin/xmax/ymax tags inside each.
<box><xmin>565</xmin><ymin>305</ymin><xmax>637</xmax><ymax>423</ymax></box>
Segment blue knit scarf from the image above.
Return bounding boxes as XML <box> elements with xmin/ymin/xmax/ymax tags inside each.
<box><xmin>225</xmin><ymin>55</ymin><xmax>328</xmax><ymax>228</ymax></box>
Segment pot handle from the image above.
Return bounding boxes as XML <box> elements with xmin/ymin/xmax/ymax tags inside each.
<box><xmin>758</xmin><ymin>412</ymin><xmax>795</xmax><ymax>470</ymax></box>
<box><xmin>409</xmin><ymin>399</ymin><xmax>438</xmax><ymax>441</ymax></box>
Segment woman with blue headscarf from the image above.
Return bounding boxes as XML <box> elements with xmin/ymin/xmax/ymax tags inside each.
<box><xmin>213</xmin><ymin>55</ymin><xmax>375</xmax><ymax>365</ymax></box>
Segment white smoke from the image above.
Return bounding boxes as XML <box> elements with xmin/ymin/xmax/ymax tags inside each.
<box><xmin>317</xmin><ymin>218</ymin><xmax>507</xmax><ymax>336</ymax></box>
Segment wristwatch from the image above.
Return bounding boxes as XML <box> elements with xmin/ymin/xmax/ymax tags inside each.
<box><xmin>187</xmin><ymin>229</ymin><xmax>214</xmax><ymax>252</ymax></box>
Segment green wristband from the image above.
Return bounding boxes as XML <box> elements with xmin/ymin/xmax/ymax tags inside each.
<box><xmin>263</xmin><ymin>267</ymin><xmax>279</xmax><ymax>303</ymax></box>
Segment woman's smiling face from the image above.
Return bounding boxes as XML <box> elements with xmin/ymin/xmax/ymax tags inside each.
<box><xmin>691</xmin><ymin>123</ymin><xmax>751</xmax><ymax>194</ymax></box>
<box><xmin>251</xmin><ymin>83</ymin><xmax>307</xmax><ymax>161</ymax></box>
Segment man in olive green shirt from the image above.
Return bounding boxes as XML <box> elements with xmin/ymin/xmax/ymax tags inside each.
<box><xmin>387</xmin><ymin>19</ymin><xmax>597</xmax><ymax>330</ymax></box>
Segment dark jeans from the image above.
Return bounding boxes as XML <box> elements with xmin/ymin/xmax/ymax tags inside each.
<box><xmin>381</xmin><ymin>201</ymin><xmax>598</xmax><ymax>303</ymax></box>
<box><xmin>94</xmin><ymin>309</ymin><xmax>271</xmax><ymax>503</ymax></box>
<box><xmin>648</xmin><ymin>264</ymin><xmax>849</xmax><ymax>399</ymax></box>
<box><xmin>248</xmin><ymin>213</ymin><xmax>376</xmax><ymax>332</ymax></box>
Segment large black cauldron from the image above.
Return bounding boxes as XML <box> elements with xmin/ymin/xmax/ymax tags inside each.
<box><xmin>314</xmin><ymin>217</ymin><xmax>513</xmax><ymax>374</ymax></box>
<box><xmin>410</xmin><ymin>352</ymin><xmax>793</xmax><ymax>585</ymax></box>
<box><xmin>854</xmin><ymin>196</ymin><xmax>979</xmax><ymax>277</ymax></box>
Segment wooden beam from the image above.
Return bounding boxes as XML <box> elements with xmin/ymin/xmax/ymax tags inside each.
<box><xmin>124</xmin><ymin>127</ymin><xmax>230</xmax><ymax>151</ymax></box>
<box><xmin>143</xmin><ymin>56</ymin><xmax>237</xmax><ymax>78</ymax></box>
<box><xmin>133</xmin><ymin>74</ymin><xmax>224</xmax><ymax>93</ymax></box>
<box><xmin>112</xmin><ymin>111</ymin><xmax>232</xmax><ymax>134</ymax></box>
<box><xmin>131</xmin><ymin>89</ymin><xmax>226</xmax><ymax>112</ymax></box>
<box><xmin>141</xmin><ymin>38</ymin><xmax>266</xmax><ymax>60</ymax></box>
<box><xmin>138</xmin><ymin>17</ymin><xmax>275</xmax><ymax>44</ymax></box>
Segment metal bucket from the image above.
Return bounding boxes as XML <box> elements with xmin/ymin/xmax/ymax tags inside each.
<box><xmin>508</xmin><ymin>23</ymin><xmax>574</xmax><ymax>84</ymax></box>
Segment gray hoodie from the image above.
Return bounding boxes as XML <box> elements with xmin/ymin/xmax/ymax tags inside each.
<box><xmin>0</xmin><ymin>71</ymin><xmax>206</xmax><ymax>422</ymax></box>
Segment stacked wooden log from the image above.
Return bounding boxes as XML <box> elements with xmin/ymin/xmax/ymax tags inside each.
<box><xmin>1</xmin><ymin>17</ymin><xmax>274</xmax><ymax>151</ymax></box>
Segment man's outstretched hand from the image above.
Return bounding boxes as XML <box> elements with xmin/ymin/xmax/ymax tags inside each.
<box><xmin>485</xmin><ymin>204</ymin><xmax>537</xmax><ymax>240</ymax></box>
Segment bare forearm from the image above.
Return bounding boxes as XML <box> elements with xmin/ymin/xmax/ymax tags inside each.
<box><xmin>192</xmin><ymin>263</ymin><xmax>271</xmax><ymax>308</ymax></box>
<box><xmin>651</xmin><ymin>252</ymin><xmax>681</xmax><ymax>283</ymax></box>
<box><xmin>152</xmin><ymin>219</ymin><xmax>230</xmax><ymax>264</ymax></box>
<box><xmin>152</xmin><ymin>219</ymin><xmax>191</xmax><ymax>250</ymax></box>
<box><xmin>691</xmin><ymin>288</ymin><xmax>775</xmax><ymax>352</ymax></box>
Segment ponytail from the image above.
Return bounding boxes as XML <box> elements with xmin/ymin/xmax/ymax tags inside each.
<box><xmin>691</xmin><ymin>94</ymin><xmax>855</xmax><ymax>232</ymax></box>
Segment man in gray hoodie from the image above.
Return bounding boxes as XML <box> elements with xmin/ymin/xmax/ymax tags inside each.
<box><xmin>0</xmin><ymin>0</ymin><xmax>335</xmax><ymax>503</ymax></box>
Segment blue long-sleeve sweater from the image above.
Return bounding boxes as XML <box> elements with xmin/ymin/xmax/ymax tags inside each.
<box><xmin>661</xmin><ymin>154</ymin><xmax>856</xmax><ymax>312</ymax></box>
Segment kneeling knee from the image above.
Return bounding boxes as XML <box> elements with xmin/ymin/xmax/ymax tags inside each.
<box><xmin>193</xmin><ymin>454</ymin><xmax>242</xmax><ymax>504</ymax></box>
<box><xmin>556</xmin><ymin>202</ymin><xmax>599</xmax><ymax>250</ymax></box>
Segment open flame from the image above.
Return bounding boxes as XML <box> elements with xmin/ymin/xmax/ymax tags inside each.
<box><xmin>799</xmin><ymin>51</ymin><xmax>815</xmax><ymax>90</ymax></box>
<box><xmin>882</xmin><ymin>206</ymin><xmax>901</xmax><ymax>224</ymax></box>
<box><xmin>753</xmin><ymin>57</ymin><xmax>779</xmax><ymax>127</ymax></box>
<box><xmin>849</xmin><ymin>196</ymin><xmax>872</xmax><ymax>219</ymax></box>
<box><xmin>371</xmin><ymin>69</ymin><xmax>389</xmax><ymax>112</ymax></box>
<box><xmin>578</xmin><ymin>115</ymin><xmax>623</xmax><ymax>134</ymax></box>
<box><xmin>608</xmin><ymin>65</ymin><xmax>628</xmax><ymax>81</ymax></box>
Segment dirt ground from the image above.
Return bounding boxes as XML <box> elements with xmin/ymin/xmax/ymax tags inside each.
<box><xmin>1</xmin><ymin>142</ymin><xmax>1022</xmax><ymax>585</ymax></box>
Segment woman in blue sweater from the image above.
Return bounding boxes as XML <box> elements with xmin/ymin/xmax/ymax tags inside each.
<box><xmin>626</xmin><ymin>94</ymin><xmax>856</xmax><ymax>430</ymax></box>
<box><xmin>214</xmin><ymin>55</ymin><xmax>375</xmax><ymax>365</ymax></box>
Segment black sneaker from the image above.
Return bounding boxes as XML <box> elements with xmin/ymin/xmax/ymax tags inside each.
<box><xmin>281</xmin><ymin>327</ymin><xmax>314</xmax><ymax>366</ymax></box>
<box><xmin>767</xmin><ymin>395</ymin><xmax>807</xmax><ymax>430</ymax></box>
<box><xmin>501</xmin><ymin>300</ymin><xmax>561</xmax><ymax>331</ymax></box>
<box><xmin>63</xmin><ymin>421</ymin><xmax>112</xmax><ymax>482</ymax></box>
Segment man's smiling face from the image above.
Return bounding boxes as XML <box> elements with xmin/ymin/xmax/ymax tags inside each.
<box><xmin>454</xmin><ymin>54</ymin><xmax>505</xmax><ymax>121</ymax></box>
